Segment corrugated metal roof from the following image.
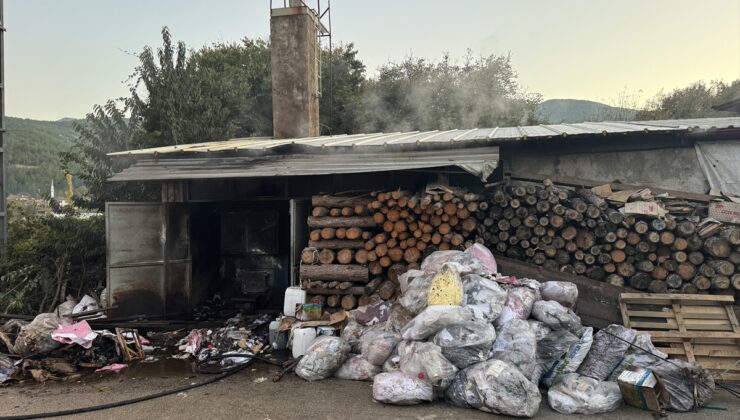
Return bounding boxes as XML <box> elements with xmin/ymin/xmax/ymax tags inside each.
<box><xmin>109</xmin><ymin>117</ymin><xmax>740</xmax><ymax>157</ymax></box>
<box><xmin>109</xmin><ymin>147</ymin><xmax>500</xmax><ymax>182</ymax></box>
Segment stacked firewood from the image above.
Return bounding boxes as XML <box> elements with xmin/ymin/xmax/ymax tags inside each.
<box><xmin>300</xmin><ymin>195</ymin><xmax>375</xmax><ymax>310</ymax></box>
<box><xmin>475</xmin><ymin>180</ymin><xmax>740</xmax><ymax>295</ymax></box>
<box><xmin>300</xmin><ymin>188</ymin><xmax>482</xmax><ymax>309</ymax></box>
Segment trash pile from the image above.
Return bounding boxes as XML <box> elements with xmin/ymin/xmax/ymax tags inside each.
<box><xmin>0</xmin><ymin>293</ymin><xmax>272</xmax><ymax>385</ymax></box>
<box><xmin>287</xmin><ymin>244</ymin><xmax>716</xmax><ymax>417</ymax></box>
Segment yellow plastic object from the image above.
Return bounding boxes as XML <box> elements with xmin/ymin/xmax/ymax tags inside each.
<box><xmin>427</xmin><ymin>265</ymin><xmax>463</xmax><ymax>306</ymax></box>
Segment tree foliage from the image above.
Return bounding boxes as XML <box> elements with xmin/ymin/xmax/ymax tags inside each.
<box><xmin>319</xmin><ymin>43</ymin><xmax>366</xmax><ymax>135</ymax></box>
<box><xmin>636</xmin><ymin>80</ymin><xmax>740</xmax><ymax>120</ymax></box>
<box><xmin>0</xmin><ymin>204</ymin><xmax>105</xmax><ymax>315</ymax></box>
<box><xmin>61</xmin><ymin>100</ymin><xmax>152</xmax><ymax>210</ymax></box>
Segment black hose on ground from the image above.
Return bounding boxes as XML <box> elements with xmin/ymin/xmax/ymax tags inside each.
<box><xmin>0</xmin><ymin>353</ymin><xmax>272</xmax><ymax>420</ymax></box>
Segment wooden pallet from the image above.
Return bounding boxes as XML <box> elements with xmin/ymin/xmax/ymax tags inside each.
<box><xmin>619</xmin><ymin>293</ymin><xmax>740</xmax><ymax>381</ymax></box>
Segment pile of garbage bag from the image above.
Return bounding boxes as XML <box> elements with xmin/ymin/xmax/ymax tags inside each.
<box><xmin>293</xmin><ymin>243</ymin><xmax>716</xmax><ymax>417</ymax></box>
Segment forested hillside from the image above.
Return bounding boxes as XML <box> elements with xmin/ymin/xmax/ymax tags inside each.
<box><xmin>4</xmin><ymin>116</ymin><xmax>79</xmax><ymax>197</ymax></box>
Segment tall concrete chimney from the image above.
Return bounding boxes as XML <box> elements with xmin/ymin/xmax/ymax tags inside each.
<box><xmin>270</xmin><ymin>0</ymin><xmax>320</xmax><ymax>139</ymax></box>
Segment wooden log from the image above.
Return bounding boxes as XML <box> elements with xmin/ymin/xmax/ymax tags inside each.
<box><xmin>665</xmin><ymin>273</ymin><xmax>683</xmax><ymax>289</ymax></box>
<box><xmin>379</xmin><ymin>256</ymin><xmax>392</xmax><ymax>268</ymax></box>
<box><xmin>720</xmin><ymin>226</ymin><xmax>740</xmax><ymax>245</ymax></box>
<box><xmin>364</xmin><ymin>277</ymin><xmax>383</xmax><ymax>295</ymax></box>
<box><xmin>319</xmin><ymin>249</ymin><xmax>335</xmax><ymax>265</ymax></box>
<box><xmin>309</xmin><ymin>239</ymin><xmax>364</xmax><ymax>250</ymax></box>
<box><xmin>651</xmin><ymin>266</ymin><xmax>668</xmax><ymax>280</ymax></box>
<box><xmin>680</xmin><ymin>283</ymin><xmax>698</xmax><ymax>294</ymax></box>
<box><xmin>320</xmin><ymin>227</ymin><xmax>336</xmax><ymax>240</ymax></box>
<box><xmin>312</xmin><ymin>195</ymin><xmax>372</xmax><ymax>208</ymax></box>
<box><xmin>704</xmin><ymin>237</ymin><xmax>731</xmax><ymax>258</ymax></box>
<box><xmin>354</xmin><ymin>249</ymin><xmax>369</xmax><ymax>264</ymax></box>
<box><xmin>629</xmin><ymin>272</ymin><xmax>651</xmax><ymax>290</ymax></box>
<box><xmin>309</xmin><ymin>229</ymin><xmax>321</xmax><ymax>241</ymax></box>
<box><xmin>308</xmin><ymin>287</ymin><xmax>364</xmax><ymax>296</ymax></box>
<box><xmin>610</xmin><ymin>250</ymin><xmax>626</xmax><ymax>263</ymax></box>
<box><xmin>345</xmin><ymin>227</ymin><xmax>363</xmax><ymax>240</ymax></box>
<box><xmin>377</xmin><ymin>280</ymin><xmax>397</xmax><ymax>301</ymax></box>
<box><xmin>659</xmin><ymin>231</ymin><xmax>675</xmax><ymax>245</ymax></box>
<box><xmin>676</xmin><ymin>263</ymin><xmax>696</xmax><ymax>281</ymax></box>
<box><xmin>617</xmin><ymin>262</ymin><xmax>636</xmax><ymax>278</ymax></box>
<box><xmin>708</xmin><ymin>260</ymin><xmax>735</xmax><ymax>276</ymax></box>
<box><xmin>634</xmin><ymin>221</ymin><xmax>649</xmax><ymax>234</ymax></box>
<box><xmin>337</xmin><ymin>248</ymin><xmax>354</xmax><ymax>265</ymax></box>
<box><xmin>327</xmin><ymin>295</ymin><xmax>340</xmax><ymax>307</ymax></box>
<box><xmin>307</xmin><ymin>216</ymin><xmax>376</xmax><ymax>229</ymax></box>
<box><xmin>312</xmin><ymin>207</ymin><xmax>329</xmax><ymax>217</ymax></box>
<box><xmin>635</xmin><ymin>260</ymin><xmax>655</xmax><ymax>273</ymax></box>
<box><xmin>647</xmin><ymin>280</ymin><xmax>668</xmax><ymax>293</ymax></box>
<box><xmin>337</xmin><ymin>281</ymin><xmax>354</xmax><ymax>290</ymax></box>
<box><xmin>329</xmin><ymin>208</ymin><xmax>342</xmax><ymax>217</ymax></box>
<box><xmin>368</xmin><ymin>261</ymin><xmax>383</xmax><ymax>276</ymax></box>
<box><xmin>732</xmin><ymin>274</ymin><xmax>740</xmax><ymax>291</ymax></box>
<box><xmin>341</xmin><ymin>295</ymin><xmax>358</xmax><ymax>310</ymax></box>
<box><xmin>693</xmin><ymin>276</ymin><xmax>711</xmax><ymax>290</ymax></box>
<box><xmin>606</xmin><ymin>274</ymin><xmax>625</xmax><ymax>287</ymax></box>
<box><xmin>300</xmin><ymin>264</ymin><xmax>369</xmax><ymax>283</ymax></box>
<box><xmin>335</xmin><ymin>227</ymin><xmax>347</xmax><ymax>239</ymax></box>
<box><xmin>676</xmin><ymin>221</ymin><xmax>696</xmax><ymax>237</ymax></box>
<box><xmin>711</xmin><ymin>275</ymin><xmax>730</xmax><ymax>290</ymax></box>
<box><xmin>301</xmin><ymin>247</ymin><xmax>319</xmax><ymax>265</ymax></box>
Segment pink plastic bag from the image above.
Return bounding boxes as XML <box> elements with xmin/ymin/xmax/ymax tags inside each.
<box><xmin>51</xmin><ymin>320</ymin><xmax>98</xmax><ymax>349</ymax></box>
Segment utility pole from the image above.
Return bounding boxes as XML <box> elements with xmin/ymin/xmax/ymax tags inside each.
<box><xmin>0</xmin><ymin>0</ymin><xmax>6</xmax><ymax>246</ymax></box>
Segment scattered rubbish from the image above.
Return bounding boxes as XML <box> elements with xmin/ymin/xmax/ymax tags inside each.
<box><xmin>617</xmin><ymin>368</ymin><xmax>665</xmax><ymax>412</ymax></box>
<box><xmin>360</xmin><ymin>323</ymin><xmax>399</xmax><ymax>366</ymax></box>
<box><xmin>432</xmin><ymin>320</ymin><xmax>496</xmax><ymax>369</ymax></box>
<box><xmin>490</xmin><ymin>318</ymin><xmax>536</xmax><ymax>379</ymax></box>
<box><xmin>51</xmin><ymin>320</ymin><xmax>98</xmax><ymax>349</ymax></box>
<box><xmin>252</xmin><ymin>376</ymin><xmax>267</xmax><ymax>383</ymax></box>
<box><xmin>538</xmin><ymin>281</ymin><xmax>578</xmax><ymax>309</ymax></box>
<box><xmin>95</xmin><ymin>363</ymin><xmax>128</xmax><ymax>373</ymax></box>
<box><xmin>577</xmin><ymin>325</ymin><xmax>636</xmax><ymax>381</ymax></box>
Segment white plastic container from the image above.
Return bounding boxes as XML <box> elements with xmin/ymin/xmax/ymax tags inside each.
<box><xmin>269</xmin><ymin>318</ymin><xmax>288</xmax><ymax>350</ymax></box>
<box><xmin>283</xmin><ymin>287</ymin><xmax>306</xmax><ymax>317</ymax></box>
<box><xmin>292</xmin><ymin>327</ymin><xmax>317</xmax><ymax>358</ymax></box>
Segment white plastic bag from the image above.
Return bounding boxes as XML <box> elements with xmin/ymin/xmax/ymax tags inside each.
<box><xmin>401</xmin><ymin>305</ymin><xmax>474</xmax><ymax>341</ymax></box>
<box><xmin>651</xmin><ymin>358</ymin><xmax>715</xmax><ymax>412</ymax></box>
<box><xmin>334</xmin><ymin>354</ymin><xmax>381</xmax><ymax>381</ymax></box>
<box><xmin>541</xmin><ymin>327</ymin><xmax>593</xmax><ymax>388</ymax></box>
<box><xmin>398</xmin><ymin>269</ymin><xmax>425</xmax><ymax>293</ymax></box>
<box><xmin>72</xmin><ymin>295</ymin><xmax>100</xmax><ymax>316</ymax></box>
<box><xmin>421</xmin><ymin>250</ymin><xmax>462</xmax><ymax>273</ymax></box>
<box><xmin>539</xmin><ymin>281</ymin><xmax>578</xmax><ymax>309</ymax></box>
<box><xmin>495</xmin><ymin>284</ymin><xmax>538</xmax><ymax>328</ymax></box>
<box><xmin>385</xmin><ymin>303</ymin><xmax>414</xmax><ymax>335</ymax></box>
<box><xmin>373</xmin><ymin>372</ymin><xmax>433</xmax><ymax>405</ymax></box>
<box><xmin>609</xmin><ymin>333</ymin><xmax>667</xmax><ymax>381</ymax></box>
<box><xmin>548</xmin><ymin>373</ymin><xmax>622</xmax><ymax>414</ymax></box>
<box><xmin>360</xmin><ymin>324</ymin><xmax>400</xmax><ymax>366</ymax></box>
<box><xmin>398</xmin><ymin>341</ymin><xmax>458</xmax><ymax>392</ymax></box>
<box><xmin>531</xmin><ymin>329</ymin><xmax>578</xmax><ymax>385</ymax></box>
<box><xmin>454</xmin><ymin>243</ymin><xmax>497</xmax><ymax>275</ymax></box>
<box><xmin>577</xmin><ymin>324</ymin><xmax>636</xmax><ymax>381</ymax></box>
<box><xmin>531</xmin><ymin>300</ymin><xmax>584</xmax><ymax>335</ymax></box>
<box><xmin>527</xmin><ymin>320</ymin><xmax>552</xmax><ymax>342</ymax></box>
<box><xmin>398</xmin><ymin>274</ymin><xmax>434</xmax><ymax>315</ymax></box>
<box><xmin>340</xmin><ymin>320</ymin><xmax>365</xmax><ymax>353</ymax></box>
<box><xmin>432</xmin><ymin>320</ymin><xmax>496</xmax><ymax>369</ymax></box>
<box><xmin>462</xmin><ymin>274</ymin><xmax>507</xmax><ymax>321</ymax></box>
<box><xmin>445</xmin><ymin>359</ymin><xmax>541</xmax><ymax>418</ymax></box>
<box><xmin>382</xmin><ymin>346</ymin><xmax>401</xmax><ymax>373</ymax></box>
<box><xmin>295</xmin><ymin>336</ymin><xmax>350</xmax><ymax>381</ymax></box>
<box><xmin>490</xmin><ymin>319</ymin><xmax>537</xmax><ymax>379</ymax></box>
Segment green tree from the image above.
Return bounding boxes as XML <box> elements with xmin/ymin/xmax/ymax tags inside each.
<box><xmin>319</xmin><ymin>43</ymin><xmax>366</xmax><ymax>135</ymax></box>
<box><xmin>61</xmin><ymin>100</ymin><xmax>151</xmax><ymax>210</ymax></box>
<box><xmin>636</xmin><ymin>79</ymin><xmax>740</xmax><ymax>120</ymax></box>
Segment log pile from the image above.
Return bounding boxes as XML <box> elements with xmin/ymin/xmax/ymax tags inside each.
<box><xmin>475</xmin><ymin>180</ymin><xmax>740</xmax><ymax>296</ymax></box>
<box><xmin>300</xmin><ymin>188</ymin><xmax>481</xmax><ymax>309</ymax></box>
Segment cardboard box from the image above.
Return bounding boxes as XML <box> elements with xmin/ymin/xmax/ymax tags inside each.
<box><xmin>709</xmin><ymin>201</ymin><xmax>740</xmax><ymax>224</ymax></box>
<box><xmin>617</xmin><ymin>368</ymin><xmax>665</xmax><ymax>412</ymax></box>
<box><xmin>623</xmin><ymin>201</ymin><xmax>667</xmax><ymax>219</ymax></box>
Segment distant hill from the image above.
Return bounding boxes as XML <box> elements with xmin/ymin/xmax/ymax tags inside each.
<box><xmin>4</xmin><ymin>117</ymin><xmax>81</xmax><ymax>198</ymax></box>
<box><xmin>536</xmin><ymin>99</ymin><xmax>636</xmax><ymax>124</ymax></box>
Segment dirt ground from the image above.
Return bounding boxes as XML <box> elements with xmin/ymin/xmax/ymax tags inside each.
<box><xmin>0</xmin><ymin>359</ymin><xmax>737</xmax><ymax>420</ymax></box>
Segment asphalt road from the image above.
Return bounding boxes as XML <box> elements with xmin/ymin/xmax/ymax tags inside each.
<box><xmin>0</xmin><ymin>360</ymin><xmax>737</xmax><ymax>420</ymax></box>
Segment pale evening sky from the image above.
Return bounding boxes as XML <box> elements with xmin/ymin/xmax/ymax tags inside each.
<box><xmin>5</xmin><ymin>0</ymin><xmax>740</xmax><ymax>121</ymax></box>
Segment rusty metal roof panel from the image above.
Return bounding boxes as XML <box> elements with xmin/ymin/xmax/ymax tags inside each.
<box><xmin>109</xmin><ymin>147</ymin><xmax>500</xmax><ymax>182</ymax></box>
<box><xmin>108</xmin><ymin>117</ymin><xmax>740</xmax><ymax>157</ymax></box>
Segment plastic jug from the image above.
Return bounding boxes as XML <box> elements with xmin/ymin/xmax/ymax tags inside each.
<box><xmin>269</xmin><ymin>318</ymin><xmax>288</xmax><ymax>350</ymax></box>
<box><xmin>292</xmin><ymin>327</ymin><xmax>317</xmax><ymax>358</ymax></box>
<box><xmin>283</xmin><ymin>287</ymin><xmax>306</xmax><ymax>317</ymax></box>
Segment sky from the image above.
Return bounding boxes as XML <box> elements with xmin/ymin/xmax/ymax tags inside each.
<box><xmin>5</xmin><ymin>0</ymin><xmax>740</xmax><ymax>121</ymax></box>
